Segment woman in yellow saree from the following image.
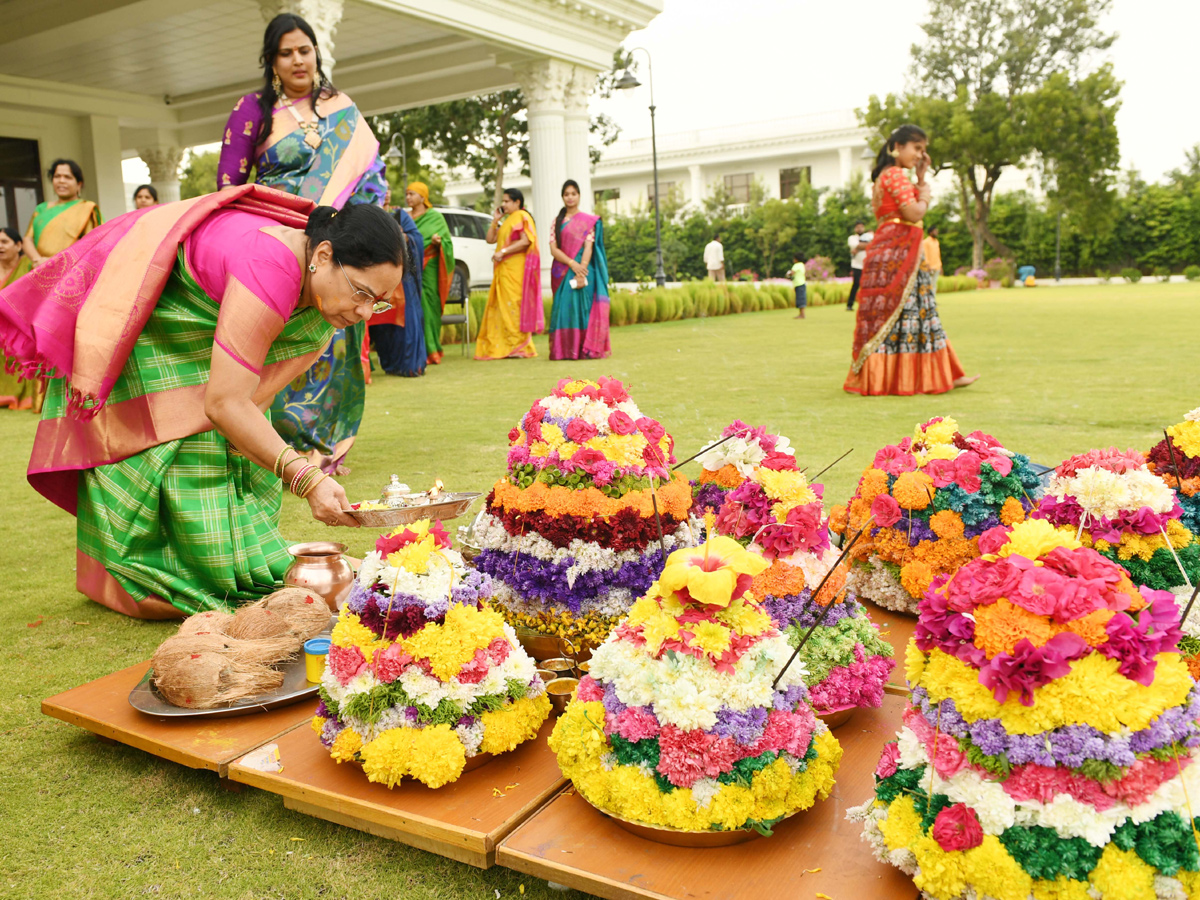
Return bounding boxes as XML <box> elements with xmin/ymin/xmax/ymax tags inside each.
<box><xmin>476</xmin><ymin>188</ymin><xmax>541</xmax><ymax>360</ymax></box>
<box><xmin>22</xmin><ymin>159</ymin><xmax>101</xmax><ymax>264</ymax></box>
<box><xmin>0</xmin><ymin>227</ymin><xmax>35</xmax><ymax>409</ymax></box>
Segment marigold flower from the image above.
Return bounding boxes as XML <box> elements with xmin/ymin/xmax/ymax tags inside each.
<box><xmin>998</xmin><ymin>496</ymin><xmax>1026</xmax><ymax>526</ymax></box>
<box><xmin>892</xmin><ymin>471</ymin><xmax>935</xmax><ymax>510</ymax></box>
<box><xmin>929</xmin><ymin>510</ymin><xmax>965</xmax><ymax>540</ymax></box>
<box><xmin>973</xmin><ymin>598</ymin><xmax>1054</xmax><ymax>658</ymax></box>
<box><xmin>899</xmin><ymin>560</ymin><xmax>935</xmax><ymax>600</ymax></box>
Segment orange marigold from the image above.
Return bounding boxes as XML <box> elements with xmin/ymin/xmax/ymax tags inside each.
<box><xmin>752</xmin><ymin>561</ymin><xmax>810</xmax><ymax>598</ymax></box>
<box><xmin>491</xmin><ymin>472</ymin><xmax>693</xmax><ymax>519</ymax></box>
<box><xmin>814</xmin><ymin>566</ymin><xmax>849</xmax><ymax>606</ymax></box>
<box><xmin>698</xmin><ymin>464</ymin><xmax>746</xmax><ymax>489</ymax></box>
<box><xmin>1188</xmin><ymin>654</ymin><xmax>1200</xmax><ymax>681</ymax></box>
<box><xmin>929</xmin><ymin>510</ymin><xmax>965</xmax><ymax>540</ymax></box>
<box><xmin>899</xmin><ymin>560</ymin><xmax>935</xmax><ymax>600</ymax></box>
<box><xmin>873</xmin><ymin>529</ymin><xmax>915</xmax><ymax>565</ymax></box>
<box><xmin>829</xmin><ymin>505</ymin><xmax>849</xmax><ymax>537</ymax></box>
<box><xmin>892</xmin><ymin>471</ymin><xmax>935</xmax><ymax>511</ymax></box>
<box><xmin>974</xmin><ymin>598</ymin><xmax>1054</xmax><ymax>658</ymax></box>
<box><xmin>858</xmin><ymin>468</ymin><xmax>890</xmax><ymax>505</ymax></box>
<box><xmin>999</xmin><ymin>496</ymin><xmax>1027</xmax><ymax>526</ymax></box>
<box><xmin>1054</xmin><ymin>608</ymin><xmax>1115</xmax><ymax>648</ymax></box>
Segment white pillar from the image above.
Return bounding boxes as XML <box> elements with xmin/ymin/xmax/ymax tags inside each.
<box><xmin>140</xmin><ymin>146</ymin><xmax>184</xmax><ymax>204</ymax></box>
<box><xmin>259</xmin><ymin>0</ymin><xmax>346</xmax><ymax>76</ymax></box>
<box><xmin>513</xmin><ymin>59</ymin><xmax>573</xmax><ymax>291</ymax></box>
<box><xmin>688</xmin><ymin>164</ymin><xmax>704</xmax><ymax>210</ymax></box>
<box><xmin>79</xmin><ymin>115</ymin><xmax>126</xmax><ymax>222</ymax></box>
<box><xmin>564</xmin><ymin>67</ymin><xmax>597</xmax><ymax>209</ymax></box>
<box><xmin>839</xmin><ymin>146</ymin><xmax>853</xmax><ymax>187</ymax></box>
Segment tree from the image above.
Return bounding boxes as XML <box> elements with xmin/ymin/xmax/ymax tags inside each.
<box><xmin>179</xmin><ymin>149</ymin><xmax>222</xmax><ymax>199</ymax></box>
<box><xmin>862</xmin><ymin>0</ymin><xmax>1121</xmax><ymax>268</ymax></box>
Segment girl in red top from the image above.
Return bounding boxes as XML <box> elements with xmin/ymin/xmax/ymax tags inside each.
<box><xmin>843</xmin><ymin>124</ymin><xmax>979</xmax><ymax>395</ymax></box>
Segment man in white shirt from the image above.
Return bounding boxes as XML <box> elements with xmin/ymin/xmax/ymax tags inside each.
<box><xmin>846</xmin><ymin>221</ymin><xmax>873</xmax><ymax>311</ymax></box>
<box><xmin>703</xmin><ymin>235</ymin><xmax>725</xmax><ymax>282</ymax></box>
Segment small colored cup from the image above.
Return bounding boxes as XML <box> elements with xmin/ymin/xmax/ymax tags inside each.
<box><xmin>304</xmin><ymin>637</ymin><xmax>331</xmax><ymax>683</ymax></box>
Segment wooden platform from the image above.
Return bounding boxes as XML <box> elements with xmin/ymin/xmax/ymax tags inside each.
<box><xmin>41</xmin><ymin>661</ymin><xmax>315</xmax><ymax>777</ymax></box>
<box><xmin>496</xmin><ymin>694</ymin><xmax>916</xmax><ymax>900</ymax></box>
<box><xmin>228</xmin><ymin>717</ymin><xmax>567</xmax><ymax>869</ymax></box>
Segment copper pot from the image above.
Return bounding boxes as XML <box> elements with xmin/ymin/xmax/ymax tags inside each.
<box><xmin>283</xmin><ymin>542</ymin><xmax>354</xmax><ymax>612</ymax></box>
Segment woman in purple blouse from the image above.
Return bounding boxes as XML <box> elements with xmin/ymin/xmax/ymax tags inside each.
<box><xmin>218</xmin><ymin>13</ymin><xmax>389</xmax><ymax>474</ymax></box>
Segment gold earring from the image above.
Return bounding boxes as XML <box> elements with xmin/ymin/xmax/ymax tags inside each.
<box><xmin>272</xmin><ymin>71</ymin><xmax>283</xmax><ymax>95</ymax></box>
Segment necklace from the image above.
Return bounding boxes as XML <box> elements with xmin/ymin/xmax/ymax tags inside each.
<box><xmin>278</xmin><ymin>95</ymin><xmax>322</xmax><ymax>149</ymax></box>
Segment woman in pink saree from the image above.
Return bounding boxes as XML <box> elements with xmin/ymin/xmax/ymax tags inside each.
<box><xmin>547</xmin><ymin>179</ymin><xmax>610</xmax><ymax>360</ymax></box>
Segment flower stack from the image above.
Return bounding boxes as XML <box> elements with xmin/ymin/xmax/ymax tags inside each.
<box><xmin>470</xmin><ymin>377</ymin><xmax>695</xmax><ymax>653</ymax></box>
<box><xmin>852</xmin><ymin>519</ymin><xmax>1200</xmax><ymax>900</ymax></box>
<box><xmin>830</xmin><ymin>417</ymin><xmax>1042</xmax><ymax>615</ymax></box>
<box><xmin>312</xmin><ymin>520</ymin><xmax>550</xmax><ymax>789</ymax></box>
<box><xmin>689</xmin><ymin>420</ymin><xmax>797</xmax><ymax>517</ymax></box>
<box><xmin>701</xmin><ymin>422</ymin><xmax>895</xmax><ymax>715</ymax></box>
<box><xmin>549</xmin><ymin>535</ymin><xmax>842</xmax><ymax>836</ymax></box>
<box><xmin>1033</xmin><ymin>447</ymin><xmax>1200</xmax><ymax>596</ymax></box>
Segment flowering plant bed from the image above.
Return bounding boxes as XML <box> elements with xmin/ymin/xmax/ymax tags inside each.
<box><xmin>851</xmin><ymin>519</ymin><xmax>1200</xmax><ymax>900</ymax></box>
<box><xmin>312</xmin><ymin>520</ymin><xmax>549</xmax><ymax>788</ymax></box>
<box><xmin>698</xmin><ymin>421</ymin><xmax>895</xmax><ymax>713</ymax></box>
<box><xmin>549</xmin><ymin>535</ymin><xmax>842</xmax><ymax>836</ymax></box>
<box><xmin>830</xmin><ymin>417</ymin><xmax>1042</xmax><ymax>615</ymax></box>
<box><xmin>469</xmin><ymin>378</ymin><xmax>695</xmax><ymax>652</ymax></box>
<box><xmin>1033</xmin><ymin>447</ymin><xmax>1200</xmax><ymax>594</ymax></box>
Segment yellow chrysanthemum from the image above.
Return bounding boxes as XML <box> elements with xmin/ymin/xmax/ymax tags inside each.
<box><xmin>754</xmin><ymin>468</ymin><xmax>817</xmax><ymax>505</ymax></box>
<box><xmin>359</xmin><ymin>724</ymin><xmax>465</xmax><ymax>788</ymax></box>
<box><xmin>922</xmin><ymin>443</ymin><xmax>961</xmax><ymax>463</ymax></box>
<box><xmin>996</xmin><ymin>518</ymin><xmax>1081</xmax><ymax>560</ymax></box>
<box><xmin>331</xmin><ymin>612</ymin><xmax>389</xmax><ymax>662</ymax></box>
<box><xmin>479</xmin><ymin>694</ymin><xmax>551</xmax><ymax>754</ymax></box>
<box><xmin>687</xmin><ymin>619</ymin><xmax>733</xmax><ymax>656</ymax></box>
<box><xmin>329</xmin><ymin>726</ymin><xmax>362</xmax><ymax>763</ymax></box>
<box><xmin>540</xmin><ymin>422</ymin><xmax>565</xmax><ymax>446</ymax></box>
<box><xmin>1088</xmin><ymin>845</ymin><xmax>1157</xmax><ymax>900</ymax></box>
<box><xmin>657</xmin><ymin>535</ymin><xmax>769</xmax><ymax>608</ymax></box>
<box><xmin>905</xmin><ymin>639</ymin><xmax>927</xmax><ymax>685</ymax></box>
<box><xmin>915</xmin><ymin>416</ymin><xmax>959</xmax><ymax>446</ymax></box>
<box><xmin>961</xmin><ymin>836</ymin><xmax>1033</xmax><ymax>900</ymax></box>
<box><xmin>715</xmin><ymin>595</ymin><xmax>773</xmax><ymax>636</ymax></box>
<box><xmin>311</xmin><ymin>715</ymin><xmax>327</xmax><ymax>736</ymax></box>
<box><xmin>920</xmin><ymin>647</ymin><xmax>1193</xmax><ymax>734</ymax></box>
<box><xmin>879</xmin><ymin>794</ymin><xmax>923</xmax><ymax>852</ymax></box>
<box><xmin>1031</xmin><ymin>877</ymin><xmax>1094</xmax><ymax>900</ymax></box>
<box><xmin>1167</xmin><ymin>419</ymin><xmax>1200</xmax><ymax>459</ymax></box>
<box><xmin>402</xmin><ymin>604</ymin><xmax>507</xmax><ymax>680</ymax></box>
<box><xmin>912</xmin><ymin>833</ymin><xmax>969</xmax><ymax>899</ymax></box>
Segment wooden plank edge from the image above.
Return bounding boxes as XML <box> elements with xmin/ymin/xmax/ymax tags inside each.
<box><xmin>883</xmin><ymin>683</ymin><xmax>910</xmax><ymax>697</ymax></box>
<box><xmin>487</xmin><ymin>777</ymin><xmax>570</xmax><ymax>849</ymax></box>
<box><xmin>40</xmin><ymin>702</ymin><xmax>220</xmax><ymax>773</ymax></box>
<box><xmin>496</xmin><ymin>843</ymin><xmax>676</xmax><ymax>900</ymax></box>
<box><xmin>227</xmin><ymin>763</ymin><xmax>490</xmax><ymax>855</ymax></box>
<box><xmin>214</xmin><ymin>720</ymin><xmax>309</xmax><ymax>778</ymax></box>
<box><xmin>283</xmin><ymin>797</ymin><xmax>491</xmax><ymax>869</ymax></box>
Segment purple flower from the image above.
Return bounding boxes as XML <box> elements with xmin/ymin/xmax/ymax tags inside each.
<box><xmin>712</xmin><ymin>707</ymin><xmax>768</xmax><ymax>744</ymax></box>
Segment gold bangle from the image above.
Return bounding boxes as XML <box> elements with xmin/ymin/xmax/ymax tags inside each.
<box><xmin>301</xmin><ymin>472</ymin><xmax>328</xmax><ymax>499</ymax></box>
<box><xmin>273</xmin><ymin>447</ymin><xmax>292</xmax><ymax>478</ymax></box>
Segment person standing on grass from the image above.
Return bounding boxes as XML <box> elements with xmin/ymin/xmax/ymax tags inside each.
<box><xmin>788</xmin><ymin>253</ymin><xmax>808</xmax><ymax>319</ymax></box>
<box><xmin>843</xmin><ymin>124</ymin><xmax>979</xmax><ymax>396</ymax></box>
<box><xmin>704</xmin><ymin>234</ymin><xmax>725</xmax><ymax>282</ymax></box>
<box><xmin>845</xmin><ymin>221</ymin><xmax>872</xmax><ymax>311</ymax></box>
<box><xmin>922</xmin><ymin>226</ymin><xmax>942</xmax><ymax>275</ymax></box>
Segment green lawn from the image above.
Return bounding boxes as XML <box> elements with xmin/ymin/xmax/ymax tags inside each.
<box><xmin>2</xmin><ymin>281</ymin><xmax>1195</xmax><ymax>897</ymax></box>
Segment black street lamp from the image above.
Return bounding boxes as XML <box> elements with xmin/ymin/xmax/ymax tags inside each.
<box><xmin>383</xmin><ymin>132</ymin><xmax>408</xmax><ymax>197</ymax></box>
<box><xmin>616</xmin><ymin>49</ymin><xmax>666</xmax><ymax>287</ymax></box>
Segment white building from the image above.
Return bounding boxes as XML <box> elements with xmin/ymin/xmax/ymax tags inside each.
<box><xmin>0</xmin><ymin>0</ymin><xmax>660</xmax><ymax>286</ymax></box>
<box><xmin>444</xmin><ymin>110</ymin><xmax>875</xmax><ymax>213</ymax></box>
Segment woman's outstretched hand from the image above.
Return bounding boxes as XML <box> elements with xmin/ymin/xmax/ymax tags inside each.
<box><xmin>307</xmin><ymin>476</ymin><xmax>360</xmax><ymax>527</ymax></box>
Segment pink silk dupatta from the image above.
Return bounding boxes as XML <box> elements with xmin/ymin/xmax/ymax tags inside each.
<box><xmin>0</xmin><ymin>184</ymin><xmax>314</xmax><ymax>419</ymax></box>
<box><xmin>509</xmin><ymin>210</ymin><xmax>543</xmax><ymax>333</ymax></box>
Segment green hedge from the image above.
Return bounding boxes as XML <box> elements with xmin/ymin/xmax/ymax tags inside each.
<box><xmin>438</xmin><ymin>277</ymin><xmax>977</xmax><ymax>344</ymax></box>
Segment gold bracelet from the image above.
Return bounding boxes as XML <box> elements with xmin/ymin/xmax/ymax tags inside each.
<box><xmin>301</xmin><ymin>472</ymin><xmax>328</xmax><ymax>499</ymax></box>
<box><xmin>273</xmin><ymin>447</ymin><xmax>292</xmax><ymax>478</ymax></box>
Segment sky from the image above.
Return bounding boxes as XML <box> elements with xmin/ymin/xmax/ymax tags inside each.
<box><xmin>124</xmin><ymin>0</ymin><xmax>1200</xmax><ymax>187</ymax></box>
<box><xmin>592</xmin><ymin>0</ymin><xmax>1200</xmax><ymax>183</ymax></box>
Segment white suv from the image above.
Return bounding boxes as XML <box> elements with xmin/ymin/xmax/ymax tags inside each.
<box><xmin>438</xmin><ymin>206</ymin><xmax>495</xmax><ymax>294</ymax></box>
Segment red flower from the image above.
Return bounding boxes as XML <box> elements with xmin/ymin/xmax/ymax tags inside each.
<box><xmin>608</xmin><ymin>410</ymin><xmax>636</xmax><ymax>435</ymax></box>
<box><xmin>875</xmin><ymin>741</ymin><xmax>901</xmax><ymax>779</ymax></box>
<box><xmin>761</xmin><ymin>451</ymin><xmax>798</xmax><ymax>471</ymax></box>
<box><xmin>597</xmin><ymin>376</ymin><xmax>630</xmax><ymax>405</ymax></box>
<box><xmin>373</xmin><ymin>643</ymin><xmax>413</xmax><ymax>684</ymax></box>
<box><xmin>636</xmin><ymin>417</ymin><xmax>666</xmax><ymax>444</ymax></box>
<box><xmin>977</xmin><ymin>525</ymin><xmax>1012</xmax><ymax>555</ymax></box>
<box><xmin>931</xmin><ymin>804</ymin><xmax>984</xmax><ymax>852</ymax></box>
<box><xmin>871</xmin><ymin>494</ymin><xmax>902</xmax><ymax>527</ymax></box>
<box><xmin>954</xmin><ymin>455</ymin><xmax>982</xmax><ymax>493</ymax></box>
<box><xmin>925</xmin><ymin>458</ymin><xmax>958</xmax><ymax>488</ymax></box>
<box><xmin>570</xmin><ymin>447</ymin><xmax>608</xmax><ymax>473</ymax></box>
<box><xmin>565</xmin><ymin>418</ymin><xmax>598</xmax><ymax>443</ymax></box>
<box><xmin>874</xmin><ymin>445</ymin><xmax>917</xmax><ymax>475</ymax></box>
<box><xmin>508</xmin><ymin>427</ymin><xmax>521</xmax><ymax>443</ymax></box>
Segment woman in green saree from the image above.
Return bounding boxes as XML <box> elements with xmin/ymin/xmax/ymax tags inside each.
<box><xmin>22</xmin><ymin>159</ymin><xmax>101</xmax><ymax>264</ymax></box>
<box><xmin>405</xmin><ymin>182</ymin><xmax>455</xmax><ymax>365</ymax></box>
<box><xmin>5</xmin><ymin>188</ymin><xmax>404</xmax><ymax>618</ymax></box>
<box><xmin>0</xmin><ymin>227</ymin><xmax>35</xmax><ymax>409</ymax></box>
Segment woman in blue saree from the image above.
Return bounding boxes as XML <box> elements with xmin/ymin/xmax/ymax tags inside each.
<box><xmin>547</xmin><ymin>180</ymin><xmax>611</xmax><ymax>360</ymax></box>
<box><xmin>218</xmin><ymin>13</ymin><xmax>388</xmax><ymax>472</ymax></box>
<box><xmin>369</xmin><ymin>205</ymin><xmax>427</xmax><ymax>377</ymax></box>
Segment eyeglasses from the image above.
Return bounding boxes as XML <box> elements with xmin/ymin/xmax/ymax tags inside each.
<box><xmin>339</xmin><ymin>260</ymin><xmax>392</xmax><ymax>315</ymax></box>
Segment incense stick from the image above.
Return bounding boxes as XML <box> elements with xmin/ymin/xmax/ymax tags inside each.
<box><xmin>771</xmin><ymin>519</ymin><xmax>872</xmax><ymax>690</ymax></box>
<box><xmin>1180</xmin><ymin>583</ymin><xmax>1200</xmax><ymax>631</ymax></box>
<box><xmin>810</xmin><ymin>448</ymin><xmax>853</xmax><ymax>483</ymax></box>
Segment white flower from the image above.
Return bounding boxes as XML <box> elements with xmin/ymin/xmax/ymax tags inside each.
<box><xmin>691</xmin><ymin>778</ymin><xmax>720</xmax><ymax>809</ymax></box>
<box><xmin>1184</xmin><ymin>408</ymin><xmax>1200</xmax><ymax>423</ymax></box>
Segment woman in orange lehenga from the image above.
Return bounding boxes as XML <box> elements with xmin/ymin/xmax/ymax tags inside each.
<box><xmin>843</xmin><ymin>124</ymin><xmax>978</xmax><ymax>396</ymax></box>
<box><xmin>475</xmin><ymin>187</ymin><xmax>541</xmax><ymax>360</ymax></box>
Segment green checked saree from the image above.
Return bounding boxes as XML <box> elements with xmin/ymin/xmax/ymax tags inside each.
<box><xmin>7</xmin><ymin>186</ymin><xmax>332</xmax><ymax>617</ymax></box>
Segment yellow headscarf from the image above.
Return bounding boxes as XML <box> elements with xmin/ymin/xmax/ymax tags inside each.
<box><xmin>408</xmin><ymin>182</ymin><xmax>430</xmax><ymax>207</ymax></box>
